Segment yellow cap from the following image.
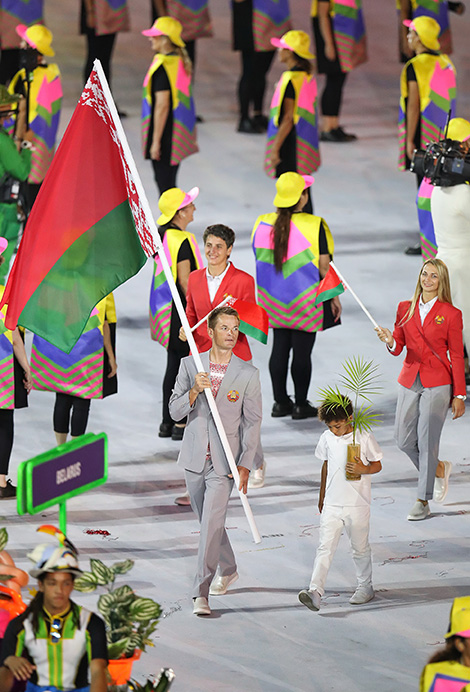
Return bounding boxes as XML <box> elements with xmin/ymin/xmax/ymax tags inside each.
<box><xmin>157</xmin><ymin>186</ymin><xmax>199</xmax><ymax>225</ymax></box>
<box><xmin>447</xmin><ymin>117</ymin><xmax>470</xmax><ymax>142</ymax></box>
<box><xmin>142</xmin><ymin>16</ymin><xmax>185</xmax><ymax>48</ymax></box>
<box><xmin>271</xmin><ymin>30</ymin><xmax>315</xmax><ymax>60</ymax></box>
<box><xmin>403</xmin><ymin>16</ymin><xmax>440</xmax><ymax>52</ymax></box>
<box><xmin>445</xmin><ymin>597</ymin><xmax>470</xmax><ymax>639</ymax></box>
<box><xmin>16</xmin><ymin>23</ymin><xmax>55</xmax><ymax>57</ymax></box>
<box><xmin>273</xmin><ymin>172</ymin><xmax>314</xmax><ymax>209</ymax></box>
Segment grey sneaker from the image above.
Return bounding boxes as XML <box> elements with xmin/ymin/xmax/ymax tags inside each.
<box><xmin>298</xmin><ymin>589</ymin><xmax>321</xmax><ymax>611</ymax></box>
<box><xmin>407</xmin><ymin>500</ymin><xmax>430</xmax><ymax>521</ymax></box>
<box><xmin>349</xmin><ymin>585</ymin><xmax>375</xmax><ymax>605</ymax></box>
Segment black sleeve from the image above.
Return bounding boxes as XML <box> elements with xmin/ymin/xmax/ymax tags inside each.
<box><xmin>0</xmin><ymin>616</ymin><xmax>26</xmax><ymax>664</ymax></box>
<box><xmin>177</xmin><ymin>239</ymin><xmax>192</xmax><ymax>263</ymax></box>
<box><xmin>87</xmin><ymin>613</ymin><xmax>108</xmax><ymax>662</ymax></box>
<box><xmin>406</xmin><ymin>63</ymin><xmax>416</xmax><ymax>82</ymax></box>
<box><xmin>151</xmin><ymin>65</ymin><xmax>171</xmax><ymax>93</ymax></box>
<box><xmin>318</xmin><ymin>221</ymin><xmax>328</xmax><ymax>255</ymax></box>
<box><xmin>284</xmin><ymin>81</ymin><xmax>295</xmax><ymax>99</ymax></box>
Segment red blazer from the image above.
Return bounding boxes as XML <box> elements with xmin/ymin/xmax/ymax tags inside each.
<box><xmin>391</xmin><ymin>299</ymin><xmax>466</xmax><ymax>395</ymax></box>
<box><xmin>186</xmin><ymin>263</ymin><xmax>256</xmax><ymax>361</ymax></box>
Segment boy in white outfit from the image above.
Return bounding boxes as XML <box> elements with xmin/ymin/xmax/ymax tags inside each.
<box><xmin>298</xmin><ymin>397</ymin><xmax>383</xmax><ymax>611</ymax></box>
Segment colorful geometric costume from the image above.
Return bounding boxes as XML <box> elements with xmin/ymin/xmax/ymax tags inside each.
<box><xmin>416</xmin><ymin>177</ymin><xmax>437</xmax><ymax>260</ymax></box>
<box><xmin>0</xmin><ymin>0</ymin><xmax>44</xmax><ymax>50</ymax></box>
<box><xmin>30</xmin><ymin>294</ymin><xmax>117</xmax><ymax>400</ymax></box>
<box><xmin>165</xmin><ymin>0</ymin><xmax>213</xmax><ymax>42</ymax></box>
<box><xmin>398</xmin><ymin>52</ymin><xmax>456</xmax><ymax>170</ymax></box>
<box><xmin>311</xmin><ymin>0</ymin><xmax>368</xmax><ymax>72</ymax></box>
<box><xmin>8</xmin><ymin>63</ymin><xmax>62</xmax><ymax>184</ymax></box>
<box><xmin>265</xmin><ymin>70</ymin><xmax>320</xmax><ymax>178</ymax></box>
<box><xmin>251</xmin><ymin>212</ymin><xmax>334</xmax><ymax>332</ymax></box>
<box><xmin>252</xmin><ymin>0</ymin><xmax>291</xmax><ymax>51</ymax></box>
<box><xmin>420</xmin><ymin>660</ymin><xmax>470</xmax><ymax>692</ymax></box>
<box><xmin>89</xmin><ymin>0</ymin><xmax>130</xmax><ymax>35</ymax></box>
<box><xmin>0</xmin><ymin>287</ymin><xmax>27</xmax><ymax>412</ymax></box>
<box><xmin>142</xmin><ymin>54</ymin><xmax>198</xmax><ymax>166</ymax></box>
<box><xmin>149</xmin><ymin>229</ymin><xmax>202</xmax><ymax>349</ymax></box>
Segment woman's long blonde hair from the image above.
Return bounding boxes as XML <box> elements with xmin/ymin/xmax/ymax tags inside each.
<box><xmin>400</xmin><ymin>259</ymin><xmax>453</xmax><ymax>325</ymax></box>
<box><xmin>158</xmin><ymin>35</ymin><xmax>192</xmax><ymax>76</ymax></box>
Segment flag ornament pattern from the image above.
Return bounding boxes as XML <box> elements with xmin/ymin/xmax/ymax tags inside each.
<box><xmin>142</xmin><ymin>54</ymin><xmax>198</xmax><ymax>166</ymax></box>
<box><xmin>331</xmin><ymin>0</ymin><xmax>368</xmax><ymax>73</ymax></box>
<box><xmin>166</xmin><ymin>0</ymin><xmax>213</xmax><ymax>41</ymax></box>
<box><xmin>265</xmin><ymin>71</ymin><xmax>320</xmax><ymax>178</ymax></box>
<box><xmin>314</xmin><ymin>265</ymin><xmax>345</xmax><ymax>305</ymax></box>
<box><xmin>0</xmin><ymin>66</ymin><xmax>154</xmax><ymax>353</ymax></box>
<box><xmin>399</xmin><ymin>56</ymin><xmax>456</xmax><ymax>170</ymax></box>
<box><xmin>149</xmin><ymin>230</ymin><xmax>202</xmax><ymax>348</ymax></box>
<box><xmin>226</xmin><ymin>297</ymin><xmax>269</xmax><ymax>345</ymax></box>
<box><xmin>31</xmin><ymin>295</ymin><xmax>115</xmax><ymax>399</ymax></box>
<box><xmin>8</xmin><ymin>65</ymin><xmax>63</xmax><ymax>184</ymax></box>
<box><xmin>416</xmin><ymin>178</ymin><xmax>438</xmax><ymax>261</ymax></box>
<box><xmin>252</xmin><ymin>0</ymin><xmax>291</xmax><ymax>52</ymax></box>
<box><xmin>94</xmin><ymin>0</ymin><xmax>130</xmax><ymax>35</ymax></box>
<box><xmin>252</xmin><ymin>212</ymin><xmax>334</xmax><ymax>333</ymax></box>
<box><xmin>0</xmin><ymin>0</ymin><xmax>44</xmax><ymax>49</ymax></box>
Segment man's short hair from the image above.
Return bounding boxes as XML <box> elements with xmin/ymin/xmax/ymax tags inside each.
<box><xmin>203</xmin><ymin>224</ymin><xmax>236</xmax><ymax>249</ymax></box>
<box><xmin>208</xmin><ymin>306</ymin><xmax>240</xmax><ymax>331</ymax></box>
<box><xmin>318</xmin><ymin>396</ymin><xmax>353</xmax><ymax>423</ymax></box>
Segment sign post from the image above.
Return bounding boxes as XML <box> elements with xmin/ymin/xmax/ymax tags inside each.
<box><xmin>17</xmin><ymin>433</ymin><xmax>108</xmax><ymax>533</ymax></box>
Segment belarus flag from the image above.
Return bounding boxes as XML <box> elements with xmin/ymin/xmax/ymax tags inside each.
<box><xmin>314</xmin><ymin>264</ymin><xmax>345</xmax><ymax>306</ymax></box>
<box><xmin>227</xmin><ymin>298</ymin><xmax>269</xmax><ymax>345</ymax></box>
<box><xmin>0</xmin><ymin>64</ymin><xmax>157</xmax><ymax>353</ymax></box>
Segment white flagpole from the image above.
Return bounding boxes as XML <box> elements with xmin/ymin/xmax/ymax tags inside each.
<box><xmin>94</xmin><ymin>60</ymin><xmax>261</xmax><ymax>543</ymax></box>
<box><xmin>329</xmin><ymin>261</ymin><xmax>379</xmax><ymax>330</ymax></box>
<box><xmin>189</xmin><ymin>296</ymin><xmax>232</xmax><ymax>333</ymax></box>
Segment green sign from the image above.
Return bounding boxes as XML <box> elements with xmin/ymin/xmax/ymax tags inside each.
<box><xmin>17</xmin><ymin>433</ymin><xmax>108</xmax><ymax>532</ymax></box>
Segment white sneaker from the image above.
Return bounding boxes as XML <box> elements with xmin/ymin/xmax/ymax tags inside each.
<box><xmin>433</xmin><ymin>461</ymin><xmax>452</xmax><ymax>503</ymax></box>
<box><xmin>248</xmin><ymin>462</ymin><xmax>266</xmax><ymax>489</ymax></box>
<box><xmin>209</xmin><ymin>572</ymin><xmax>239</xmax><ymax>595</ymax></box>
<box><xmin>349</xmin><ymin>585</ymin><xmax>374</xmax><ymax>605</ymax></box>
<box><xmin>174</xmin><ymin>491</ymin><xmax>191</xmax><ymax>506</ymax></box>
<box><xmin>407</xmin><ymin>500</ymin><xmax>430</xmax><ymax>521</ymax></box>
<box><xmin>298</xmin><ymin>589</ymin><xmax>321</xmax><ymax>611</ymax></box>
<box><xmin>193</xmin><ymin>597</ymin><xmax>211</xmax><ymax>616</ymax></box>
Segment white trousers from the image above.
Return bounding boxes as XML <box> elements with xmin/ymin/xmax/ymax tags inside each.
<box><xmin>309</xmin><ymin>504</ymin><xmax>372</xmax><ymax>595</ymax></box>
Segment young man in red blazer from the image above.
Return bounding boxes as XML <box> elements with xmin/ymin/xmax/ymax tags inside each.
<box><xmin>177</xmin><ymin>224</ymin><xmax>265</xmax><ymax>502</ymax></box>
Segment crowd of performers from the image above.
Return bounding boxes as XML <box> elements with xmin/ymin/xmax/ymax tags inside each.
<box><xmin>0</xmin><ymin>2</ymin><xmax>470</xmax><ymax>688</ymax></box>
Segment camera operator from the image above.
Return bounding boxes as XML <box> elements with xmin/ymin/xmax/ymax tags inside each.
<box><xmin>398</xmin><ymin>16</ymin><xmax>456</xmax><ymax>255</ymax></box>
<box><xmin>0</xmin><ymin>86</ymin><xmax>32</xmax><ymax>284</ymax></box>
<box><xmin>430</xmin><ymin>117</ymin><xmax>470</xmax><ymax>378</ymax></box>
<box><xmin>7</xmin><ymin>24</ymin><xmax>62</xmax><ymax>213</ymax></box>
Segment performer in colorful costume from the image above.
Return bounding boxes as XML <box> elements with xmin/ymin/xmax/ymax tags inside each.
<box><xmin>0</xmin><ymin>86</ymin><xmax>32</xmax><ymax>284</ymax></box>
<box><xmin>141</xmin><ymin>16</ymin><xmax>198</xmax><ymax>195</ymax></box>
<box><xmin>231</xmin><ymin>0</ymin><xmax>291</xmax><ymax>133</ymax></box>
<box><xmin>8</xmin><ymin>24</ymin><xmax>62</xmax><ymax>210</ymax></box>
<box><xmin>266</xmin><ymin>30</ymin><xmax>319</xmax><ymax>214</ymax></box>
<box><xmin>0</xmin><ymin>243</ymin><xmax>31</xmax><ymax>500</ymax></box>
<box><xmin>0</xmin><ymin>0</ymin><xmax>44</xmax><ymax>85</ymax></box>
<box><xmin>251</xmin><ymin>172</ymin><xmax>341</xmax><ymax>420</ymax></box>
<box><xmin>151</xmin><ymin>0</ymin><xmax>212</xmax><ymax>70</ymax></box>
<box><xmin>30</xmin><ymin>294</ymin><xmax>117</xmax><ymax>445</ymax></box>
<box><xmin>420</xmin><ymin>596</ymin><xmax>470</xmax><ymax>692</ymax></box>
<box><xmin>376</xmin><ymin>259</ymin><xmax>465</xmax><ymax>521</ymax></box>
<box><xmin>398</xmin><ymin>0</ymin><xmax>465</xmax><ymax>61</ymax></box>
<box><xmin>80</xmin><ymin>0</ymin><xmax>130</xmax><ymax>86</ymax></box>
<box><xmin>0</xmin><ymin>526</ymin><xmax>108</xmax><ymax>692</ymax></box>
<box><xmin>149</xmin><ymin>185</ymin><xmax>202</xmax><ymax>441</ymax></box>
<box><xmin>311</xmin><ymin>0</ymin><xmax>367</xmax><ymax>142</ymax></box>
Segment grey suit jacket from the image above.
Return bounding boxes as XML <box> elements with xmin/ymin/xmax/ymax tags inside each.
<box><xmin>168</xmin><ymin>351</ymin><xmax>262</xmax><ymax>475</ymax></box>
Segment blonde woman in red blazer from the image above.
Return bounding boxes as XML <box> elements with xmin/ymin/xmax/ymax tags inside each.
<box><xmin>376</xmin><ymin>259</ymin><xmax>466</xmax><ymax>521</ymax></box>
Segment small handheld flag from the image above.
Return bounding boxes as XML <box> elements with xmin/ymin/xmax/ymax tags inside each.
<box><xmin>314</xmin><ymin>265</ymin><xmax>345</xmax><ymax>305</ymax></box>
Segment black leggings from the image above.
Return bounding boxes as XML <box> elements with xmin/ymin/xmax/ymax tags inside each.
<box><xmin>54</xmin><ymin>393</ymin><xmax>91</xmax><ymax>436</ymax></box>
<box><xmin>269</xmin><ymin>328</ymin><xmax>317</xmax><ymax>405</ymax></box>
<box><xmin>238</xmin><ymin>50</ymin><xmax>275</xmax><ymax>119</ymax></box>
<box><xmin>321</xmin><ymin>72</ymin><xmax>348</xmax><ymax>117</ymax></box>
<box><xmin>83</xmin><ymin>29</ymin><xmax>116</xmax><ymax>86</ymax></box>
<box><xmin>0</xmin><ymin>409</ymin><xmax>14</xmax><ymax>475</ymax></box>
<box><xmin>151</xmin><ymin>160</ymin><xmax>180</xmax><ymax>196</ymax></box>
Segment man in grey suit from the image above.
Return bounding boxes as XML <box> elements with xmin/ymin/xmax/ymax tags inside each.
<box><xmin>169</xmin><ymin>306</ymin><xmax>262</xmax><ymax>616</ymax></box>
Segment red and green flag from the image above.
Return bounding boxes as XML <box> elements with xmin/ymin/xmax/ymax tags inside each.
<box><xmin>0</xmin><ymin>66</ymin><xmax>157</xmax><ymax>353</ymax></box>
<box><xmin>227</xmin><ymin>298</ymin><xmax>269</xmax><ymax>344</ymax></box>
<box><xmin>314</xmin><ymin>265</ymin><xmax>345</xmax><ymax>306</ymax></box>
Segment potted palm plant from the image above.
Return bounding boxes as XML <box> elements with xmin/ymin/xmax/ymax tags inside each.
<box><xmin>74</xmin><ymin>558</ymin><xmax>161</xmax><ymax>685</ymax></box>
<box><xmin>318</xmin><ymin>356</ymin><xmax>382</xmax><ymax>480</ymax></box>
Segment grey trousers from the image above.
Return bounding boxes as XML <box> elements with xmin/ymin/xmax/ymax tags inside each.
<box><xmin>395</xmin><ymin>375</ymin><xmax>451</xmax><ymax>501</ymax></box>
<box><xmin>185</xmin><ymin>462</ymin><xmax>236</xmax><ymax>598</ymax></box>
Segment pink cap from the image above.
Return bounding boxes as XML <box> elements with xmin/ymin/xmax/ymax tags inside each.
<box><xmin>403</xmin><ymin>19</ymin><xmax>413</xmax><ymax>29</ymax></box>
<box><xmin>16</xmin><ymin>23</ymin><xmax>36</xmax><ymax>49</ymax></box>
<box><xmin>0</xmin><ymin>237</ymin><xmax>8</xmax><ymax>255</ymax></box>
<box><xmin>142</xmin><ymin>25</ymin><xmax>165</xmax><ymax>37</ymax></box>
<box><xmin>456</xmin><ymin>629</ymin><xmax>470</xmax><ymax>638</ymax></box>
<box><xmin>178</xmin><ymin>186</ymin><xmax>199</xmax><ymax>209</ymax></box>
<box><xmin>302</xmin><ymin>175</ymin><xmax>314</xmax><ymax>189</ymax></box>
<box><xmin>271</xmin><ymin>37</ymin><xmax>290</xmax><ymax>51</ymax></box>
